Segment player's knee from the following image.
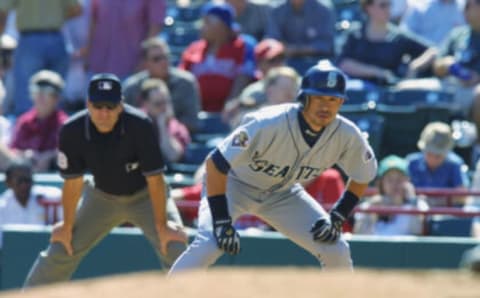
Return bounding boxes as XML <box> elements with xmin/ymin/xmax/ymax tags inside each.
<box><xmin>317</xmin><ymin>239</ymin><xmax>352</xmax><ymax>268</ymax></box>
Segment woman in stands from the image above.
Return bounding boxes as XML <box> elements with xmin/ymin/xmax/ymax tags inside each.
<box><xmin>337</xmin><ymin>0</ymin><xmax>437</xmax><ymax>89</ymax></box>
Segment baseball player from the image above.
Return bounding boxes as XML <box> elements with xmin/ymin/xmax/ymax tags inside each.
<box><xmin>169</xmin><ymin>62</ymin><xmax>377</xmax><ymax>273</ymax></box>
<box><xmin>23</xmin><ymin>73</ymin><xmax>187</xmax><ymax>287</ymax></box>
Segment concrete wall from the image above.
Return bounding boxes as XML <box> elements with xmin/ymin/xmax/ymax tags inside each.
<box><xmin>1</xmin><ymin>225</ymin><xmax>479</xmax><ymax>291</ymax></box>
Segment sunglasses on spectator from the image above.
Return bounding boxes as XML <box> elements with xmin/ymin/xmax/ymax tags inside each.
<box><xmin>465</xmin><ymin>0</ymin><xmax>480</xmax><ymax>9</ymax></box>
<box><xmin>91</xmin><ymin>102</ymin><xmax>119</xmax><ymax>110</ymax></box>
<box><xmin>151</xmin><ymin>100</ymin><xmax>169</xmax><ymax>107</ymax></box>
<box><xmin>376</xmin><ymin>1</ymin><xmax>391</xmax><ymax>9</ymax></box>
<box><xmin>148</xmin><ymin>54</ymin><xmax>168</xmax><ymax>63</ymax></box>
<box><xmin>14</xmin><ymin>176</ymin><xmax>33</xmax><ymax>184</ymax></box>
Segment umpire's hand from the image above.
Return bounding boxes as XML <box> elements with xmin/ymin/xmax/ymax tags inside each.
<box><xmin>157</xmin><ymin>221</ymin><xmax>188</xmax><ymax>256</ymax></box>
<box><xmin>213</xmin><ymin>218</ymin><xmax>240</xmax><ymax>255</ymax></box>
<box><xmin>50</xmin><ymin>221</ymin><xmax>74</xmax><ymax>256</ymax></box>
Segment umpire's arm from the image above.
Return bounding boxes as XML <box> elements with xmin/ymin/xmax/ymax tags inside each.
<box><xmin>61</xmin><ymin>177</ymin><xmax>84</xmax><ymax>229</ymax></box>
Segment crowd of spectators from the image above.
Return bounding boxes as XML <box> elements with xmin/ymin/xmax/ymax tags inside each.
<box><xmin>1</xmin><ymin>0</ymin><xmax>480</xmax><ymax>239</ymax></box>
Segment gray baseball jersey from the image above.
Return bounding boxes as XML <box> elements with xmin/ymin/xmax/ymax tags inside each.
<box><xmin>169</xmin><ymin>103</ymin><xmax>378</xmax><ymax>273</ymax></box>
<box><xmin>220</xmin><ymin>103</ymin><xmax>377</xmax><ymax>190</ymax></box>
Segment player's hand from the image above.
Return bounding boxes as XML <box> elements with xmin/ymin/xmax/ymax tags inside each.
<box><xmin>213</xmin><ymin>218</ymin><xmax>240</xmax><ymax>255</ymax></box>
<box><xmin>310</xmin><ymin>212</ymin><xmax>344</xmax><ymax>243</ymax></box>
<box><xmin>157</xmin><ymin>221</ymin><xmax>188</xmax><ymax>256</ymax></box>
<box><xmin>50</xmin><ymin>221</ymin><xmax>74</xmax><ymax>256</ymax></box>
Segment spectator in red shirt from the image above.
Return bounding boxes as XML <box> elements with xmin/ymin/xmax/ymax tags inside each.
<box><xmin>140</xmin><ymin>78</ymin><xmax>191</xmax><ymax>163</ymax></box>
<box><xmin>179</xmin><ymin>2</ymin><xmax>256</xmax><ymax>112</ymax></box>
<box><xmin>10</xmin><ymin>70</ymin><xmax>68</xmax><ymax>172</ymax></box>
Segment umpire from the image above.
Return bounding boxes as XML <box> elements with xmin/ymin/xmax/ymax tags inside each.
<box><xmin>23</xmin><ymin>73</ymin><xmax>187</xmax><ymax>287</ymax></box>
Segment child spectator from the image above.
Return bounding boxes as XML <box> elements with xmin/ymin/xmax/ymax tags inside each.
<box><xmin>140</xmin><ymin>78</ymin><xmax>191</xmax><ymax>163</ymax></box>
<box><xmin>354</xmin><ymin>155</ymin><xmax>428</xmax><ymax>236</ymax></box>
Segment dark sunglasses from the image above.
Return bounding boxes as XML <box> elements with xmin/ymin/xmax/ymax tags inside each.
<box><xmin>377</xmin><ymin>1</ymin><xmax>391</xmax><ymax>9</ymax></box>
<box><xmin>15</xmin><ymin>176</ymin><xmax>33</xmax><ymax>184</ymax></box>
<box><xmin>148</xmin><ymin>54</ymin><xmax>168</xmax><ymax>63</ymax></box>
<box><xmin>151</xmin><ymin>100</ymin><xmax>168</xmax><ymax>107</ymax></box>
<box><xmin>466</xmin><ymin>0</ymin><xmax>480</xmax><ymax>10</ymax></box>
<box><xmin>91</xmin><ymin>102</ymin><xmax>119</xmax><ymax>110</ymax></box>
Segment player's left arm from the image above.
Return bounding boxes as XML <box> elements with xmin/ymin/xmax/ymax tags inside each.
<box><xmin>311</xmin><ymin>131</ymin><xmax>377</xmax><ymax>243</ymax></box>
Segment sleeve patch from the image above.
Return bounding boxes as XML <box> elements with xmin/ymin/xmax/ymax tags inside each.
<box><xmin>232</xmin><ymin>130</ymin><xmax>250</xmax><ymax>148</ymax></box>
<box><xmin>57</xmin><ymin>151</ymin><xmax>68</xmax><ymax>170</ymax></box>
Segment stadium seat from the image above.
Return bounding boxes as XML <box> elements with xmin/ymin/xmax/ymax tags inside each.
<box><xmin>166</xmin><ymin>4</ymin><xmax>203</xmax><ymax>23</ymax></box>
<box><xmin>376</xmin><ymin>89</ymin><xmax>455</xmax><ymax>157</ymax></box>
<box><xmin>166</xmin><ymin>163</ymin><xmax>200</xmax><ymax>175</ymax></box>
<box><xmin>341</xmin><ymin>112</ymin><xmax>385</xmax><ymax>158</ymax></box>
<box><xmin>342</xmin><ymin>88</ymin><xmax>385</xmax><ymax>113</ymax></box>
<box><xmin>181</xmin><ymin>143</ymin><xmax>215</xmax><ymax>165</ymax></box>
<box><xmin>196</xmin><ymin>111</ymin><xmax>231</xmax><ymax>135</ymax></box>
<box><xmin>165</xmin><ymin>173</ymin><xmax>196</xmax><ymax>188</ymax></box>
<box><xmin>427</xmin><ymin>216</ymin><xmax>473</xmax><ymax>237</ymax></box>
<box><xmin>165</xmin><ymin>25</ymin><xmax>200</xmax><ymax>47</ymax></box>
<box><xmin>334</xmin><ymin>0</ymin><xmax>363</xmax><ymax>23</ymax></box>
<box><xmin>287</xmin><ymin>57</ymin><xmax>319</xmax><ymax>76</ymax></box>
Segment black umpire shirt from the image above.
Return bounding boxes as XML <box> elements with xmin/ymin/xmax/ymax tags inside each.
<box><xmin>57</xmin><ymin>104</ymin><xmax>165</xmax><ymax>195</ymax></box>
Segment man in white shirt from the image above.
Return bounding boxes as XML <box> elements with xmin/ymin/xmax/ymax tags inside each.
<box><xmin>0</xmin><ymin>161</ymin><xmax>62</xmax><ymax>246</ymax></box>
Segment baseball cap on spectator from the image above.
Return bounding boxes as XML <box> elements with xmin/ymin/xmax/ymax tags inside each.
<box><xmin>255</xmin><ymin>39</ymin><xmax>285</xmax><ymax>62</ymax></box>
<box><xmin>29</xmin><ymin>70</ymin><xmax>64</xmax><ymax>95</ymax></box>
<box><xmin>378</xmin><ymin>155</ymin><xmax>408</xmax><ymax>177</ymax></box>
<box><xmin>202</xmin><ymin>2</ymin><xmax>239</xmax><ymax>31</ymax></box>
<box><xmin>88</xmin><ymin>73</ymin><xmax>122</xmax><ymax>104</ymax></box>
<box><xmin>417</xmin><ymin>122</ymin><xmax>454</xmax><ymax>156</ymax></box>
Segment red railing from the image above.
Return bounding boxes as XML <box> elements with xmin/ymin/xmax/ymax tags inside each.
<box><xmin>38</xmin><ymin>187</ymin><xmax>480</xmax><ymax>235</ymax></box>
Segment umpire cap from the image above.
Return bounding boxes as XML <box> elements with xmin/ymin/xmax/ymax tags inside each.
<box><xmin>88</xmin><ymin>73</ymin><xmax>122</xmax><ymax>103</ymax></box>
<box><xmin>297</xmin><ymin>60</ymin><xmax>347</xmax><ymax>104</ymax></box>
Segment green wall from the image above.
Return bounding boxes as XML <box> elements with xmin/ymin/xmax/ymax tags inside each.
<box><xmin>1</xmin><ymin>225</ymin><xmax>479</xmax><ymax>291</ymax></box>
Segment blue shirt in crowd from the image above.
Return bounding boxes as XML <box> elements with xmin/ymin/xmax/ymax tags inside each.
<box><xmin>406</xmin><ymin>152</ymin><xmax>469</xmax><ymax>188</ymax></box>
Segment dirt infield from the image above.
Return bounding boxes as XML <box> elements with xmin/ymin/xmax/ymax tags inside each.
<box><xmin>1</xmin><ymin>269</ymin><xmax>479</xmax><ymax>298</ymax></box>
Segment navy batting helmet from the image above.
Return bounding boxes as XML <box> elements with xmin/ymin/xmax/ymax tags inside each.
<box><xmin>297</xmin><ymin>60</ymin><xmax>347</xmax><ymax>104</ymax></box>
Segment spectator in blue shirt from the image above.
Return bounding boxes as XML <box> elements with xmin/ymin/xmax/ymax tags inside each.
<box><xmin>406</xmin><ymin>121</ymin><xmax>469</xmax><ymax>206</ymax></box>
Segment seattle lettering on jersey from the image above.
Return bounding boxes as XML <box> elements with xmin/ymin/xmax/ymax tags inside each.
<box><xmin>248</xmin><ymin>159</ymin><xmax>322</xmax><ymax>180</ymax></box>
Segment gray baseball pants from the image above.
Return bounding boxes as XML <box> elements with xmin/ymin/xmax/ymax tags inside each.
<box><xmin>169</xmin><ymin>179</ymin><xmax>352</xmax><ymax>273</ymax></box>
<box><xmin>24</xmin><ymin>181</ymin><xmax>186</xmax><ymax>288</ymax></box>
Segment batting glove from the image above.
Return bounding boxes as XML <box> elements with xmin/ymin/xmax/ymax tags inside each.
<box><xmin>213</xmin><ymin>218</ymin><xmax>241</xmax><ymax>255</ymax></box>
<box><xmin>310</xmin><ymin>211</ymin><xmax>345</xmax><ymax>243</ymax></box>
